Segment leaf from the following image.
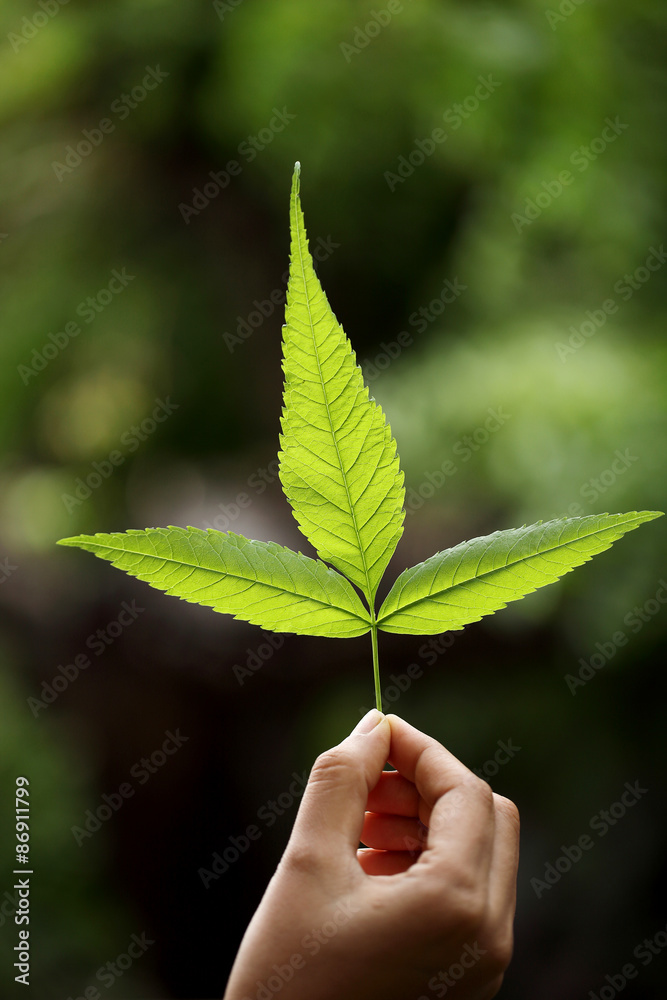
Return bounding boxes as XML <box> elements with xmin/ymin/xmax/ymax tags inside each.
<box><xmin>56</xmin><ymin>166</ymin><xmax>664</xmax><ymax>712</ymax></box>
<box><xmin>377</xmin><ymin>511</ymin><xmax>663</xmax><ymax>635</ymax></box>
<box><xmin>57</xmin><ymin>528</ymin><xmax>372</xmax><ymax>638</ymax></box>
<box><xmin>279</xmin><ymin>162</ymin><xmax>405</xmax><ymax>603</ymax></box>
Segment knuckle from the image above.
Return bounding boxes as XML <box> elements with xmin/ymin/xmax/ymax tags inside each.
<box><xmin>280</xmin><ymin>841</ymin><xmax>325</xmax><ymax>880</ymax></box>
<box><xmin>483</xmin><ymin>929</ymin><xmax>514</xmax><ymax>975</ymax></box>
<box><xmin>456</xmin><ymin>890</ymin><xmax>488</xmax><ymax>935</ymax></box>
<box><xmin>493</xmin><ymin>794</ymin><xmax>520</xmax><ymax>833</ymax></box>
<box><xmin>462</xmin><ymin>772</ymin><xmax>495</xmax><ymax>806</ymax></box>
<box><xmin>435</xmin><ymin>871</ymin><xmax>487</xmax><ymax>932</ymax></box>
<box><xmin>309</xmin><ymin>747</ymin><xmax>357</xmax><ymax>788</ymax></box>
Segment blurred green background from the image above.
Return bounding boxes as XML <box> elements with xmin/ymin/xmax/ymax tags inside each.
<box><xmin>1</xmin><ymin>0</ymin><xmax>666</xmax><ymax>997</ymax></box>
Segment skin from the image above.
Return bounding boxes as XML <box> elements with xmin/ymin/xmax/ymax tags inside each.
<box><xmin>223</xmin><ymin>712</ymin><xmax>520</xmax><ymax>1000</ymax></box>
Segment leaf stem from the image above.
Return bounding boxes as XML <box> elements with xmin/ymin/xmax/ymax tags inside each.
<box><xmin>370</xmin><ymin>617</ymin><xmax>382</xmax><ymax>712</ymax></box>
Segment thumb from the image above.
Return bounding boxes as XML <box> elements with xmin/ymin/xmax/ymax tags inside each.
<box><xmin>288</xmin><ymin>710</ymin><xmax>391</xmax><ymax>862</ymax></box>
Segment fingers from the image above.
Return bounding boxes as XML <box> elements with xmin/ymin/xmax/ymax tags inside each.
<box><xmin>365</xmin><ymin>769</ymin><xmax>420</xmax><ymax>817</ymax></box>
<box><xmin>487</xmin><ymin>794</ymin><xmax>520</xmax><ymax>925</ymax></box>
<box><xmin>357</xmin><ymin>848</ymin><xmax>419</xmax><ymax>876</ymax></box>
<box><xmin>385</xmin><ymin>714</ymin><xmax>473</xmax><ymax>803</ymax></box>
<box><xmin>385</xmin><ymin>714</ymin><xmax>496</xmax><ymax>879</ymax></box>
<box><xmin>286</xmin><ymin>710</ymin><xmax>392</xmax><ymax>865</ymax></box>
<box><xmin>360</xmin><ymin>812</ymin><xmax>426</xmax><ymax>852</ymax></box>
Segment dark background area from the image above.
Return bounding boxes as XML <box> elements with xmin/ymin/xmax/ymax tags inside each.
<box><xmin>1</xmin><ymin>1</ymin><xmax>666</xmax><ymax>997</ymax></box>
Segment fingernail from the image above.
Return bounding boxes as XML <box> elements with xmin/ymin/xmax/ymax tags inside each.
<box><xmin>352</xmin><ymin>709</ymin><xmax>384</xmax><ymax>735</ymax></box>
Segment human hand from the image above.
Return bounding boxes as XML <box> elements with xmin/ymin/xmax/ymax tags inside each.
<box><xmin>223</xmin><ymin>711</ymin><xmax>520</xmax><ymax>1000</ymax></box>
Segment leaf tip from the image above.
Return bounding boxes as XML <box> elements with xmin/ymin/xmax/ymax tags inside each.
<box><xmin>615</xmin><ymin>509</ymin><xmax>664</xmax><ymax>524</ymax></box>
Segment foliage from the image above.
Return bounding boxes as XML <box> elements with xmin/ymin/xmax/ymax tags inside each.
<box><xmin>59</xmin><ymin>166</ymin><xmax>662</xmax><ymax>709</ymax></box>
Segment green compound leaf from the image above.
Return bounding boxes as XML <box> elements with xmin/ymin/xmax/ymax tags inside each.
<box><xmin>279</xmin><ymin>163</ymin><xmax>405</xmax><ymax>604</ymax></box>
<box><xmin>57</xmin><ymin>528</ymin><xmax>372</xmax><ymax>638</ymax></box>
<box><xmin>377</xmin><ymin>512</ymin><xmax>664</xmax><ymax>635</ymax></box>
<box><xmin>56</xmin><ymin>165</ymin><xmax>664</xmax><ymax>712</ymax></box>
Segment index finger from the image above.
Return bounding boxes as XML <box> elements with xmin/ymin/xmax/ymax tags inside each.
<box><xmin>385</xmin><ymin>714</ymin><xmax>470</xmax><ymax>802</ymax></box>
<box><xmin>385</xmin><ymin>714</ymin><xmax>496</xmax><ymax>875</ymax></box>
